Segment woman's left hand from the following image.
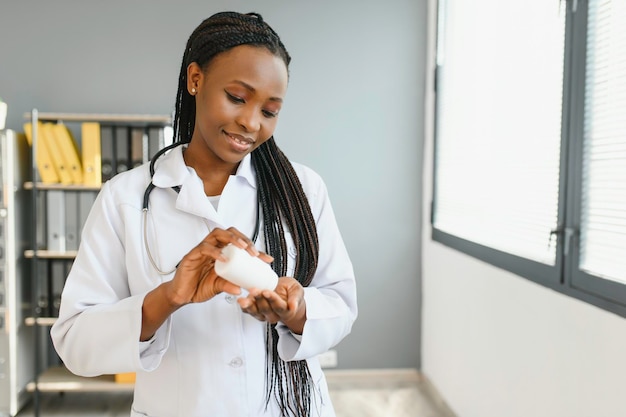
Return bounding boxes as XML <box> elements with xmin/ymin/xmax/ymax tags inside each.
<box><xmin>238</xmin><ymin>277</ymin><xmax>307</xmax><ymax>334</ymax></box>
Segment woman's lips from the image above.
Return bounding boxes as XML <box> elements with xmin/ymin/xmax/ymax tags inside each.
<box><xmin>224</xmin><ymin>131</ymin><xmax>254</xmax><ymax>152</ymax></box>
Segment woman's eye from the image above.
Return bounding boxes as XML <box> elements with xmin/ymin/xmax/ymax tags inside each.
<box><xmin>262</xmin><ymin>110</ymin><xmax>278</xmax><ymax>118</ymax></box>
<box><xmin>225</xmin><ymin>91</ymin><xmax>245</xmax><ymax>104</ymax></box>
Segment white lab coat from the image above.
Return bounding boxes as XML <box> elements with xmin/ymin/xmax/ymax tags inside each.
<box><xmin>50</xmin><ymin>145</ymin><xmax>357</xmax><ymax>417</ymax></box>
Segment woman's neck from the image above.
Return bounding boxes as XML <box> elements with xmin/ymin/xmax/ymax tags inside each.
<box><xmin>183</xmin><ymin>142</ymin><xmax>238</xmax><ymax>196</ymax></box>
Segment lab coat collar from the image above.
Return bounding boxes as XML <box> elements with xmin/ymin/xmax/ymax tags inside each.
<box><xmin>150</xmin><ymin>144</ymin><xmax>257</xmax><ymax>222</ymax></box>
<box><xmin>151</xmin><ymin>144</ymin><xmax>189</xmax><ymax>188</ymax></box>
<box><xmin>151</xmin><ymin>144</ymin><xmax>257</xmax><ymax>190</ymax></box>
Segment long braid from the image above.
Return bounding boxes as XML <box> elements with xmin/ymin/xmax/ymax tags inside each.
<box><xmin>172</xmin><ymin>12</ymin><xmax>318</xmax><ymax>417</ymax></box>
<box><xmin>253</xmin><ymin>138</ymin><xmax>319</xmax><ymax>416</ymax></box>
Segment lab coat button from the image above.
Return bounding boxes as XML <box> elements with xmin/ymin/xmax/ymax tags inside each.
<box><xmin>229</xmin><ymin>357</ymin><xmax>243</xmax><ymax>367</ymax></box>
<box><xmin>225</xmin><ymin>294</ymin><xmax>236</xmax><ymax>304</ymax></box>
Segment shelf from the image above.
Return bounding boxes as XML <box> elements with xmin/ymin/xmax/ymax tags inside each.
<box><xmin>26</xmin><ymin>366</ymin><xmax>134</xmax><ymax>393</ymax></box>
<box><xmin>24</xmin><ymin>181</ymin><xmax>101</xmax><ymax>191</ymax></box>
<box><xmin>24</xmin><ymin>112</ymin><xmax>171</xmax><ymax>125</ymax></box>
<box><xmin>25</xmin><ymin>316</ymin><xmax>57</xmax><ymax>326</ymax></box>
<box><xmin>24</xmin><ymin>250</ymin><xmax>77</xmax><ymax>259</ymax></box>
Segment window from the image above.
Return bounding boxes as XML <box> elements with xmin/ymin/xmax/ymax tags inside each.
<box><xmin>433</xmin><ymin>0</ymin><xmax>626</xmax><ymax>316</ymax></box>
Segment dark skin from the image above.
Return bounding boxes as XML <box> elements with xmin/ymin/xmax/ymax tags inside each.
<box><xmin>140</xmin><ymin>45</ymin><xmax>306</xmax><ymax>341</ymax></box>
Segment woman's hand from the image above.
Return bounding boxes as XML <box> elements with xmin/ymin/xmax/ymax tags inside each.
<box><xmin>141</xmin><ymin>227</ymin><xmax>271</xmax><ymax>341</ymax></box>
<box><xmin>165</xmin><ymin>227</ymin><xmax>272</xmax><ymax>306</ymax></box>
<box><xmin>238</xmin><ymin>277</ymin><xmax>307</xmax><ymax>334</ymax></box>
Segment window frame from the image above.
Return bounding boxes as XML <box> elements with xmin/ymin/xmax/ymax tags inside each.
<box><xmin>432</xmin><ymin>0</ymin><xmax>626</xmax><ymax>318</ymax></box>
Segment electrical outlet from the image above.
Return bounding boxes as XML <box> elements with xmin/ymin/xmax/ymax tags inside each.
<box><xmin>317</xmin><ymin>349</ymin><xmax>337</xmax><ymax>368</ymax></box>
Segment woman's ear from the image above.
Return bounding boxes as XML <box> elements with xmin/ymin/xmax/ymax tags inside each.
<box><xmin>187</xmin><ymin>62</ymin><xmax>202</xmax><ymax>95</ymax></box>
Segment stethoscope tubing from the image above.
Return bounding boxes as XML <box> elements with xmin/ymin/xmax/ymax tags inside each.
<box><xmin>142</xmin><ymin>141</ymin><xmax>260</xmax><ymax>275</ymax></box>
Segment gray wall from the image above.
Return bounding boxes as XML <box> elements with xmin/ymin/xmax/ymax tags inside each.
<box><xmin>0</xmin><ymin>0</ymin><xmax>427</xmax><ymax>370</ymax></box>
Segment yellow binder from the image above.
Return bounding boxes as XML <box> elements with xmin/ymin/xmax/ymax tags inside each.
<box><xmin>50</xmin><ymin>123</ymin><xmax>83</xmax><ymax>184</ymax></box>
<box><xmin>23</xmin><ymin>122</ymin><xmax>60</xmax><ymax>184</ymax></box>
<box><xmin>81</xmin><ymin>122</ymin><xmax>102</xmax><ymax>186</ymax></box>
<box><xmin>42</xmin><ymin>123</ymin><xmax>73</xmax><ymax>185</ymax></box>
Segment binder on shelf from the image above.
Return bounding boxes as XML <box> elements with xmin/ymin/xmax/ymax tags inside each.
<box><xmin>23</xmin><ymin>122</ymin><xmax>60</xmax><ymax>184</ymax></box>
<box><xmin>42</xmin><ymin>123</ymin><xmax>73</xmax><ymax>185</ymax></box>
<box><xmin>100</xmin><ymin>125</ymin><xmax>115</xmax><ymax>182</ymax></box>
<box><xmin>50</xmin><ymin>260</ymin><xmax>67</xmax><ymax>317</ymax></box>
<box><xmin>131</xmin><ymin>127</ymin><xmax>145</xmax><ymax>168</ymax></box>
<box><xmin>46</xmin><ymin>190</ymin><xmax>66</xmax><ymax>252</ymax></box>
<box><xmin>114</xmin><ymin>126</ymin><xmax>130</xmax><ymax>175</ymax></box>
<box><xmin>36</xmin><ymin>260</ymin><xmax>51</xmax><ymax>317</ymax></box>
<box><xmin>78</xmin><ymin>191</ymin><xmax>97</xmax><ymax>245</ymax></box>
<box><xmin>64</xmin><ymin>191</ymin><xmax>79</xmax><ymax>251</ymax></box>
<box><xmin>81</xmin><ymin>122</ymin><xmax>102</xmax><ymax>187</ymax></box>
<box><xmin>115</xmin><ymin>372</ymin><xmax>136</xmax><ymax>384</ymax></box>
<box><xmin>148</xmin><ymin>126</ymin><xmax>164</xmax><ymax>161</ymax></box>
<box><xmin>50</xmin><ymin>123</ymin><xmax>83</xmax><ymax>184</ymax></box>
<box><xmin>36</xmin><ymin>192</ymin><xmax>47</xmax><ymax>250</ymax></box>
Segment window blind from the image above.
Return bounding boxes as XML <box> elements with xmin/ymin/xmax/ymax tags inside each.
<box><xmin>434</xmin><ymin>0</ymin><xmax>566</xmax><ymax>264</ymax></box>
<box><xmin>580</xmin><ymin>0</ymin><xmax>626</xmax><ymax>283</ymax></box>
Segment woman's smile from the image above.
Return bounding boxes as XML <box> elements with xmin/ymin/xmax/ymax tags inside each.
<box><xmin>224</xmin><ymin>130</ymin><xmax>254</xmax><ymax>152</ymax></box>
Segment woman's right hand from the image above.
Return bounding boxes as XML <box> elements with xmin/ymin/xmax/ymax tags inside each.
<box><xmin>164</xmin><ymin>227</ymin><xmax>271</xmax><ymax>307</ymax></box>
<box><xmin>141</xmin><ymin>226</ymin><xmax>272</xmax><ymax>341</ymax></box>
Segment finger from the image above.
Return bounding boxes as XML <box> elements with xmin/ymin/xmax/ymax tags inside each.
<box><xmin>226</xmin><ymin>227</ymin><xmax>260</xmax><ymax>256</ymax></box>
<box><xmin>258</xmin><ymin>252</ymin><xmax>274</xmax><ymax>263</ymax></box>
<box><xmin>219</xmin><ymin>279</ymin><xmax>242</xmax><ymax>296</ymax></box>
<box><xmin>238</xmin><ymin>298</ymin><xmax>265</xmax><ymax>321</ymax></box>
<box><xmin>261</xmin><ymin>290</ymin><xmax>288</xmax><ymax>314</ymax></box>
<box><xmin>253</xmin><ymin>292</ymin><xmax>273</xmax><ymax>314</ymax></box>
<box><xmin>202</xmin><ymin>228</ymin><xmax>250</xmax><ymax>253</ymax></box>
<box><xmin>287</xmin><ymin>297</ymin><xmax>300</xmax><ymax>313</ymax></box>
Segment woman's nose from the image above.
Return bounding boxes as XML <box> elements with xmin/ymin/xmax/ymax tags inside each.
<box><xmin>236</xmin><ymin>107</ymin><xmax>261</xmax><ymax>133</ymax></box>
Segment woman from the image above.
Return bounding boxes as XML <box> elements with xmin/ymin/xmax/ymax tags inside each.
<box><xmin>51</xmin><ymin>11</ymin><xmax>357</xmax><ymax>417</ymax></box>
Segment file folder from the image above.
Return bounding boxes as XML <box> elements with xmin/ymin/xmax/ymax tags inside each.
<box><xmin>131</xmin><ymin>127</ymin><xmax>146</xmax><ymax>169</ymax></box>
<box><xmin>77</xmin><ymin>191</ymin><xmax>97</xmax><ymax>246</ymax></box>
<box><xmin>23</xmin><ymin>122</ymin><xmax>59</xmax><ymax>184</ymax></box>
<box><xmin>100</xmin><ymin>125</ymin><xmax>115</xmax><ymax>182</ymax></box>
<box><xmin>42</xmin><ymin>123</ymin><xmax>73</xmax><ymax>185</ymax></box>
<box><xmin>51</xmin><ymin>123</ymin><xmax>83</xmax><ymax>184</ymax></box>
<box><xmin>114</xmin><ymin>126</ymin><xmax>130</xmax><ymax>174</ymax></box>
<box><xmin>50</xmin><ymin>260</ymin><xmax>67</xmax><ymax>317</ymax></box>
<box><xmin>35</xmin><ymin>192</ymin><xmax>47</xmax><ymax>250</ymax></box>
<box><xmin>81</xmin><ymin>122</ymin><xmax>102</xmax><ymax>186</ymax></box>
<box><xmin>46</xmin><ymin>190</ymin><xmax>66</xmax><ymax>251</ymax></box>
<box><xmin>64</xmin><ymin>191</ymin><xmax>79</xmax><ymax>251</ymax></box>
<box><xmin>36</xmin><ymin>260</ymin><xmax>50</xmax><ymax>317</ymax></box>
<box><xmin>148</xmin><ymin>126</ymin><xmax>164</xmax><ymax>161</ymax></box>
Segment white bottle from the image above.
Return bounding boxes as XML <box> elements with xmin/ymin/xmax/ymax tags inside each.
<box><xmin>214</xmin><ymin>244</ymin><xmax>278</xmax><ymax>291</ymax></box>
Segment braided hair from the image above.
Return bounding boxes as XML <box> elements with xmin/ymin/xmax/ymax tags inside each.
<box><xmin>172</xmin><ymin>11</ymin><xmax>319</xmax><ymax>417</ymax></box>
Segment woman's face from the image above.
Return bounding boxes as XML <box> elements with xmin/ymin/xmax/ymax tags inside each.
<box><xmin>187</xmin><ymin>45</ymin><xmax>289</xmax><ymax>168</ymax></box>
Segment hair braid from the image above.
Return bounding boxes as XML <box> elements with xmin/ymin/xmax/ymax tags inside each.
<box><xmin>173</xmin><ymin>12</ymin><xmax>317</xmax><ymax>417</ymax></box>
<box><xmin>253</xmin><ymin>138</ymin><xmax>319</xmax><ymax>417</ymax></box>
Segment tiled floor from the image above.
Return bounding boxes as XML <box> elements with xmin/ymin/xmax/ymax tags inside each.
<box><xmin>17</xmin><ymin>369</ymin><xmax>456</xmax><ymax>417</ymax></box>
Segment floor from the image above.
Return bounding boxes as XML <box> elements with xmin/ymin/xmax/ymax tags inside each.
<box><xmin>16</xmin><ymin>369</ymin><xmax>456</xmax><ymax>417</ymax></box>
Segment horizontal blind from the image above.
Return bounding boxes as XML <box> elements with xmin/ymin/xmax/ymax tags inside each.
<box><xmin>580</xmin><ymin>0</ymin><xmax>626</xmax><ymax>283</ymax></box>
<box><xmin>434</xmin><ymin>0</ymin><xmax>565</xmax><ymax>264</ymax></box>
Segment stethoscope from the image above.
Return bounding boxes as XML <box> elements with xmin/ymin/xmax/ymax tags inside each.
<box><xmin>142</xmin><ymin>141</ymin><xmax>261</xmax><ymax>275</ymax></box>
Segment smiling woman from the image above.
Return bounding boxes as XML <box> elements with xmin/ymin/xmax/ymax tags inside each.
<box><xmin>50</xmin><ymin>11</ymin><xmax>357</xmax><ymax>417</ymax></box>
<box><xmin>184</xmin><ymin>44</ymin><xmax>289</xmax><ymax>187</ymax></box>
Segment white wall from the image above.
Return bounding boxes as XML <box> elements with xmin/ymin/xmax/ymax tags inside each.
<box><xmin>422</xmin><ymin>2</ymin><xmax>626</xmax><ymax>416</ymax></box>
<box><xmin>0</xmin><ymin>0</ymin><xmax>427</xmax><ymax>370</ymax></box>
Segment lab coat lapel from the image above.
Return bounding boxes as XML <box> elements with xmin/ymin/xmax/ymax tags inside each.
<box><xmin>151</xmin><ymin>145</ymin><xmax>224</xmax><ymax>227</ymax></box>
<box><xmin>176</xmin><ymin>172</ymin><xmax>223</xmax><ymax>226</ymax></box>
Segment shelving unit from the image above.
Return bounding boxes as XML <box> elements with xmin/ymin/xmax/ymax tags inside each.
<box><xmin>23</xmin><ymin>109</ymin><xmax>172</xmax><ymax>416</ymax></box>
<box><xmin>26</xmin><ymin>367</ymin><xmax>133</xmax><ymax>393</ymax></box>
